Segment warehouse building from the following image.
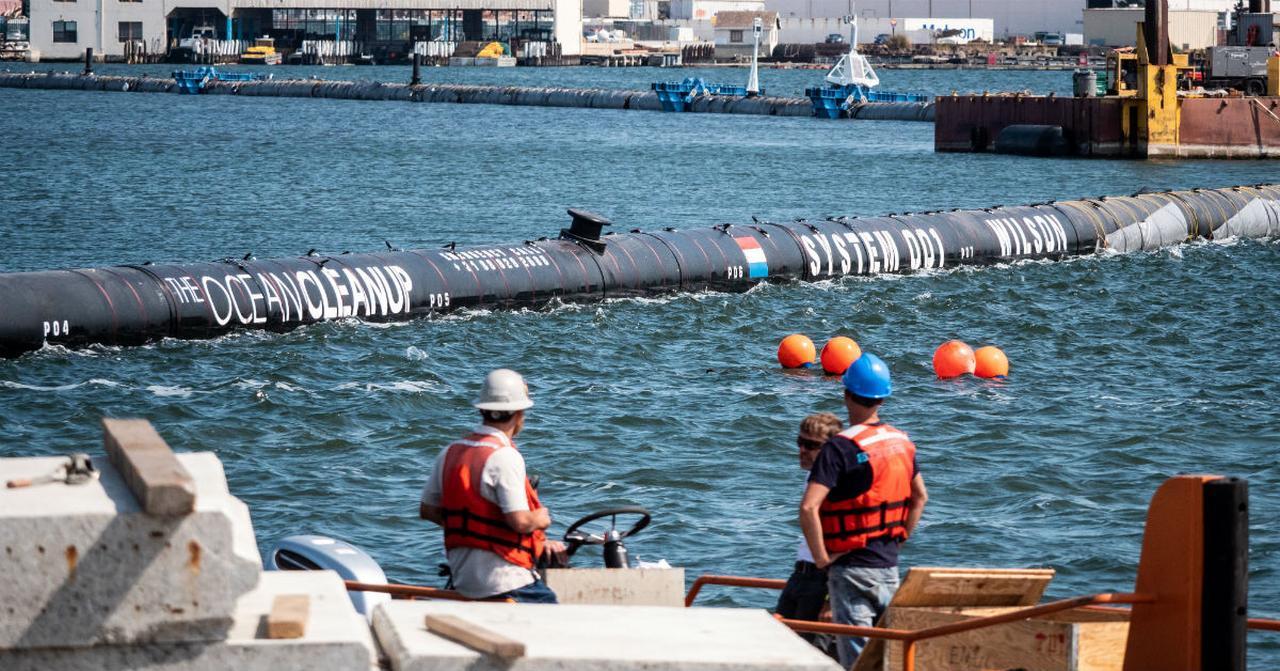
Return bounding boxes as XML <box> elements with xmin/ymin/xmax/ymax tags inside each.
<box><xmin>764</xmin><ymin>0</ymin><xmax>1085</xmax><ymax>38</ymax></box>
<box><xmin>1082</xmin><ymin>8</ymin><xmax>1221</xmax><ymax>49</ymax></box>
<box><xmin>28</xmin><ymin>0</ymin><xmax>583</xmax><ymax>61</ymax></box>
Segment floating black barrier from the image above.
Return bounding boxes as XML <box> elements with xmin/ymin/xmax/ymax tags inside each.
<box><xmin>0</xmin><ymin>73</ymin><xmax>932</xmax><ymax>121</ymax></box>
<box><xmin>1</xmin><ymin>186</ymin><xmax>1278</xmax><ymax>357</ymax></box>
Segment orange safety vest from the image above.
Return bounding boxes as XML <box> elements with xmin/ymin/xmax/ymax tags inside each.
<box><xmin>819</xmin><ymin>422</ymin><xmax>916</xmax><ymax>554</ymax></box>
<box><xmin>440</xmin><ymin>430</ymin><xmax>546</xmax><ymax>569</ymax></box>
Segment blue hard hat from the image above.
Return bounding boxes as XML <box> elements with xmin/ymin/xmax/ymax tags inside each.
<box><xmin>842</xmin><ymin>353</ymin><xmax>892</xmax><ymax>399</ymax></box>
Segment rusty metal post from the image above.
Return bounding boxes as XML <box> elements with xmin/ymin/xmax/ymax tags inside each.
<box><xmin>1145</xmin><ymin>0</ymin><xmax>1169</xmax><ymax>66</ymax></box>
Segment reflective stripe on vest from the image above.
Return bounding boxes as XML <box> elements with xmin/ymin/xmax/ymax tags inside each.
<box><xmin>818</xmin><ymin>423</ymin><xmax>916</xmax><ymax>554</ymax></box>
<box><xmin>439</xmin><ymin>431</ymin><xmax>545</xmax><ymax>569</ymax></box>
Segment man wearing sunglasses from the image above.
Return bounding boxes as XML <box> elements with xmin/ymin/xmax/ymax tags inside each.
<box><xmin>776</xmin><ymin>412</ymin><xmax>844</xmax><ymax>657</ymax></box>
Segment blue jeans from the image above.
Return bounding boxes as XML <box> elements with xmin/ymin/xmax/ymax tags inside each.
<box><xmin>498</xmin><ymin>578</ymin><xmax>559</xmax><ymax>603</ymax></box>
<box><xmin>827</xmin><ymin>565</ymin><xmax>899</xmax><ymax>669</ymax></box>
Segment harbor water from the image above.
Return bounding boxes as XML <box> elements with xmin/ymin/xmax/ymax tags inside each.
<box><xmin>1</xmin><ymin>66</ymin><xmax>1278</xmax><ymax>660</ymax></box>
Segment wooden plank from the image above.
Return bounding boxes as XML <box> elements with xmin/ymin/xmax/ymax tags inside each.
<box><xmin>877</xmin><ymin>606</ymin><xmax>1128</xmax><ymax>671</ymax></box>
<box><xmin>850</xmin><ymin>632</ymin><xmax>886</xmax><ymax>671</ymax></box>
<box><xmin>101</xmin><ymin>418</ymin><xmax>196</xmax><ymax>516</ymax></box>
<box><xmin>425</xmin><ymin>614</ymin><xmax>526</xmax><ymax>660</ymax></box>
<box><xmin>885</xmin><ymin>607</ymin><xmax>1076</xmax><ymax>671</ymax></box>
<box><xmin>890</xmin><ymin>567</ymin><xmax>1055</xmax><ymax>608</ymax></box>
<box><xmin>1076</xmin><ymin>612</ymin><xmax>1130</xmax><ymax>671</ymax></box>
<box><xmin>266</xmin><ymin>594</ymin><xmax>310</xmax><ymax>639</ymax></box>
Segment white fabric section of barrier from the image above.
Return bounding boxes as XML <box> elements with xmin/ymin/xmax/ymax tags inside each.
<box><xmin>1106</xmin><ymin>202</ymin><xmax>1189</xmax><ymax>252</ymax></box>
<box><xmin>1219</xmin><ymin>198</ymin><xmax>1280</xmax><ymax>240</ymax></box>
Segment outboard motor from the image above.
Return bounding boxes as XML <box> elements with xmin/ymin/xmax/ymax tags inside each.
<box><xmin>267</xmin><ymin>535</ymin><xmax>390</xmax><ymax>618</ymax></box>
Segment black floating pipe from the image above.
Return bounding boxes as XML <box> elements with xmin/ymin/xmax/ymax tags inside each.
<box><xmin>1</xmin><ymin>184</ymin><xmax>1278</xmax><ymax>358</ymax></box>
<box><xmin>0</xmin><ymin>73</ymin><xmax>936</xmax><ymax>123</ymax></box>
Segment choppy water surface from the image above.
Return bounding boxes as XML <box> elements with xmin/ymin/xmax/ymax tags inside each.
<box><xmin>2</xmin><ymin>66</ymin><xmax>1279</xmax><ymax>660</ymax></box>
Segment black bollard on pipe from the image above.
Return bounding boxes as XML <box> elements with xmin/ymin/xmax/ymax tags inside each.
<box><xmin>83</xmin><ymin>48</ymin><xmax>93</xmax><ymax>76</ymax></box>
<box><xmin>411</xmin><ymin>53</ymin><xmax>422</xmax><ymax>86</ymax></box>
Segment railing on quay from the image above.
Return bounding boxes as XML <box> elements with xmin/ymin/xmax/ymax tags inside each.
<box><xmin>343</xmin><ymin>579</ymin><xmax>497</xmax><ymax>602</ymax></box>
<box><xmin>683</xmin><ymin>574</ymin><xmax>1280</xmax><ymax>671</ymax></box>
<box><xmin>341</xmin><ymin>573</ymin><xmax>1280</xmax><ymax>670</ymax></box>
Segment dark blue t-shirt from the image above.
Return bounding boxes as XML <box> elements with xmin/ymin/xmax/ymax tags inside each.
<box><xmin>807</xmin><ymin>422</ymin><xmax>919</xmax><ymax>568</ymax></box>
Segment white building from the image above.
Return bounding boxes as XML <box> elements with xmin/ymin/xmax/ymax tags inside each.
<box><xmin>1083</xmin><ymin>8</ymin><xmax>1220</xmax><ymax>49</ymax></box>
<box><xmin>764</xmin><ymin>0</ymin><xmax>1086</xmax><ymax>38</ymax></box>
<box><xmin>669</xmin><ymin>0</ymin><xmax>764</xmax><ymax>22</ymax></box>
<box><xmin>711</xmin><ymin>9</ymin><xmax>778</xmax><ymax>58</ymax></box>
<box><xmin>28</xmin><ymin>0</ymin><xmax>584</xmax><ymax>60</ymax></box>
<box><xmin>773</xmin><ymin>15</ymin><xmax>990</xmax><ymax>45</ymax></box>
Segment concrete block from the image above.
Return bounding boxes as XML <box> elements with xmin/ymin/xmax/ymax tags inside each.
<box><xmin>101</xmin><ymin>418</ymin><xmax>196</xmax><ymax>516</ymax></box>
<box><xmin>0</xmin><ymin>452</ymin><xmax>261</xmax><ymax>649</ymax></box>
<box><xmin>0</xmin><ymin>571</ymin><xmax>379</xmax><ymax>671</ymax></box>
<box><xmin>266</xmin><ymin>595</ymin><xmax>310</xmax><ymax>639</ymax></box>
<box><xmin>543</xmin><ymin>568</ymin><xmax>685</xmax><ymax>607</ymax></box>
<box><xmin>372</xmin><ymin>600</ymin><xmax>841</xmax><ymax>671</ymax></box>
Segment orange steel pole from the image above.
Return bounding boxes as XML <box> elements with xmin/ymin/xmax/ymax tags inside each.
<box><xmin>783</xmin><ymin>593</ymin><xmax>1155</xmax><ymax>671</ymax></box>
<box><xmin>344</xmin><ymin>580</ymin><xmax>474</xmax><ymax>601</ymax></box>
<box><xmin>1249</xmin><ymin>618</ymin><xmax>1280</xmax><ymax>632</ymax></box>
<box><xmin>684</xmin><ymin>575</ymin><xmax>786</xmax><ymax>607</ymax></box>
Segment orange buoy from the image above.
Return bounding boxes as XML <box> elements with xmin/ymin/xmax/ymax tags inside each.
<box><xmin>933</xmin><ymin>340</ymin><xmax>976</xmax><ymax>379</ymax></box>
<box><xmin>974</xmin><ymin>346</ymin><xmax>1010</xmax><ymax>378</ymax></box>
<box><xmin>820</xmin><ymin>337</ymin><xmax>862</xmax><ymax>375</ymax></box>
<box><xmin>777</xmin><ymin>334</ymin><xmax>817</xmax><ymax>369</ymax></box>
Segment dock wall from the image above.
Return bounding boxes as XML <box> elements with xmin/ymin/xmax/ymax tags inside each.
<box><xmin>0</xmin><ymin>184</ymin><xmax>1277</xmax><ymax>357</ymax></box>
<box><xmin>0</xmin><ymin>72</ymin><xmax>935</xmax><ymax>120</ymax></box>
<box><xmin>935</xmin><ymin>94</ymin><xmax>1128</xmax><ymax>156</ymax></box>
<box><xmin>1163</xmin><ymin>97</ymin><xmax>1280</xmax><ymax>158</ymax></box>
<box><xmin>936</xmin><ymin>93</ymin><xmax>1280</xmax><ymax>158</ymax></box>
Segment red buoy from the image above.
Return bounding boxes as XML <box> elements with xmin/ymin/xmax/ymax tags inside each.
<box><xmin>778</xmin><ymin>334</ymin><xmax>817</xmax><ymax>369</ymax></box>
<box><xmin>974</xmin><ymin>346</ymin><xmax>1010</xmax><ymax>378</ymax></box>
<box><xmin>820</xmin><ymin>337</ymin><xmax>862</xmax><ymax>375</ymax></box>
<box><xmin>933</xmin><ymin>340</ymin><xmax>976</xmax><ymax>379</ymax></box>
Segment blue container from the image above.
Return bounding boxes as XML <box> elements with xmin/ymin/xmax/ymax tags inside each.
<box><xmin>650</xmin><ymin>77</ymin><xmax>761</xmax><ymax>112</ymax></box>
<box><xmin>172</xmin><ymin>67</ymin><xmax>266</xmax><ymax>94</ymax></box>
<box><xmin>806</xmin><ymin>84</ymin><xmax>930</xmax><ymax>118</ymax></box>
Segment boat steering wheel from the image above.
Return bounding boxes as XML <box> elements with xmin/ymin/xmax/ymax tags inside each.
<box><xmin>562</xmin><ymin>506</ymin><xmax>651</xmax><ymax>560</ymax></box>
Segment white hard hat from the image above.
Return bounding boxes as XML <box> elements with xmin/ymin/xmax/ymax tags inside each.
<box><xmin>473</xmin><ymin>369</ymin><xmax>534</xmax><ymax>412</ymax></box>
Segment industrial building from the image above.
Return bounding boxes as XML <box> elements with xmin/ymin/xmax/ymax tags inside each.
<box><xmin>26</xmin><ymin>0</ymin><xmax>583</xmax><ymax>61</ymax></box>
<box><xmin>1083</xmin><ymin>8</ymin><xmax>1222</xmax><ymax>49</ymax></box>
<box><xmin>764</xmin><ymin>0</ymin><xmax>1085</xmax><ymax>38</ymax></box>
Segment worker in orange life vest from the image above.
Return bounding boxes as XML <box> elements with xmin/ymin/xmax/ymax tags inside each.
<box><xmin>419</xmin><ymin>369</ymin><xmax>565</xmax><ymax>602</ymax></box>
<box><xmin>800</xmin><ymin>353</ymin><xmax>928</xmax><ymax>669</ymax></box>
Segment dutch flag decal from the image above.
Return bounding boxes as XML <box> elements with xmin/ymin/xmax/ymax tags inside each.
<box><xmin>735</xmin><ymin>237</ymin><xmax>769</xmax><ymax>278</ymax></box>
